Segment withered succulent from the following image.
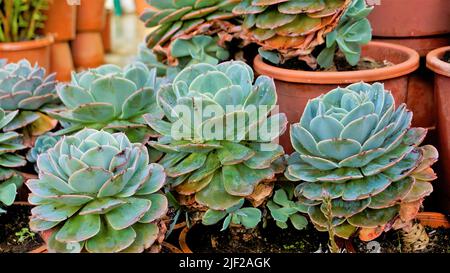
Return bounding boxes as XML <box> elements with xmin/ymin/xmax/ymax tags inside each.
<box><xmin>49</xmin><ymin>62</ymin><xmax>163</xmax><ymax>143</ymax></box>
<box><xmin>27</xmin><ymin>129</ymin><xmax>168</xmax><ymax>253</ymax></box>
<box><xmin>234</xmin><ymin>0</ymin><xmax>373</xmax><ymax>68</ymax></box>
<box><xmin>0</xmin><ymin>59</ymin><xmax>59</xmax><ymax>137</ymax></box>
<box><xmin>145</xmin><ymin>61</ymin><xmax>287</xmax><ymax>228</ymax></box>
<box><xmin>140</xmin><ymin>0</ymin><xmax>242</xmax><ymax>69</ymax></box>
<box><xmin>285</xmin><ymin>82</ymin><xmax>438</xmax><ymax>247</ymax></box>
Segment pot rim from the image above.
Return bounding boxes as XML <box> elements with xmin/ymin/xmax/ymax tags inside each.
<box><xmin>0</xmin><ymin>35</ymin><xmax>54</xmax><ymax>51</ymax></box>
<box><xmin>426</xmin><ymin>46</ymin><xmax>450</xmax><ymax>77</ymax></box>
<box><xmin>253</xmin><ymin>41</ymin><xmax>420</xmax><ymax>84</ymax></box>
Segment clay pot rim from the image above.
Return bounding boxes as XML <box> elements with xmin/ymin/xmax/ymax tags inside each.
<box><xmin>0</xmin><ymin>35</ymin><xmax>54</xmax><ymax>51</ymax></box>
<box><xmin>253</xmin><ymin>41</ymin><xmax>420</xmax><ymax>84</ymax></box>
<box><xmin>426</xmin><ymin>46</ymin><xmax>450</xmax><ymax>77</ymax></box>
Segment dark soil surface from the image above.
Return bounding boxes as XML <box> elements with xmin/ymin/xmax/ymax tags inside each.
<box><xmin>266</xmin><ymin>52</ymin><xmax>393</xmax><ymax>72</ymax></box>
<box><xmin>0</xmin><ymin>205</ymin><xmax>43</xmax><ymax>253</ymax></box>
<box><xmin>185</xmin><ymin>223</ymin><xmax>330</xmax><ymax>253</ymax></box>
<box><xmin>442</xmin><ymin>51</ymin><xmax>450</xmax><ymax>64</ymax></box>
<box><xmin>353</xmin><ymin>227</ymin><xmax>450</xmax><ymax>253</ymax></box>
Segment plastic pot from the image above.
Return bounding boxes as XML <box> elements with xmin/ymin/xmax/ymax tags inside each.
<box><xmin>76</xmin><ymin>0</ymin><xmax>106</xmax><ymax>32</ymax></box>
<box><xmin>0</xmin><ymin>36</ymin><xmax>54</xmax><ymax>71</ymax></box>
<box><xmin>43</xmin><ymin>0</ymin><xmax>77</xmax><ymax>42</ymax></box>
<box><xmin>426</xmin><ymin>46</ymin><xmax>450</xmax><ymax>213</ymax></box>
<box><xmin>253</xmin><ymin>41</ymin><xmax>420</xmax><ymax>153</ymax></box>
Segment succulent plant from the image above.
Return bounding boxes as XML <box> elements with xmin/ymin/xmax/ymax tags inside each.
<box><xmin>203</xmin><ymin>199</ymin><xmax>262</xmax><ymax>230</ymax></box>
<box><xmin>234</xmin><ymin>0</ymin><xmax>372</xmax><ymax>69</ymax></box>
<box><xmin>0</xmin><ymin>168</ymin><xmax>24</xmax><ymax>214</ymax></box>
<box><xmin>171</xmin><ymin>35</ymin><xmax>230</xmax><ymax>67</ymax></box>
<box><xmin>0</xmin><ymin>108</ymin><xmax>27</xmax><ymax>168</ymax></box>
<box><xmin>0</xmin><ymin>0</ymin><xmax>49</xmax><ymax>42</ymax></box>
<box><xmin>267</xmin><ymin>185</ymin><xmax>308</xmax><ymax>230</ymax></box>
<box><xmin>27</xmin><ymin>129</ymin><xmax>168</xmax><ymax>253</ymax></box>
<box><xmin>26</xmin><ymin>133</ymin><xmax>61</xmax><ymax>171</ymax></box>
<box><xmin>136</xmin><ymin>43</ymin><xmax>178</xmax><ymax>78</ymax></box>
<box><xmin>49</xmin><ymin>62</ymin><xmax>164</xmax><ymax>143</ymax></box>
<box><xmin>145</xmin><ymin>61</ymin><xmax>287</xmax><ymax>228</ymax></box>
<box><xmin>140</xmin><ymin>0</ymin><xmax>241</xmax><ymax>69</ymax></box>
<box><xmin>285</xmin><ymin>82</ymin><xmax>438</xmax><ymax>247</ymax></box>
<box><xmin>317</xmin><ymin>0</ymin><xmax>373</xmax><ymax>68</ymax></box>
<box><xmin>0</xmin><ymin>59</ymin><xmax>59</xmax><ymax>137</ymax></box>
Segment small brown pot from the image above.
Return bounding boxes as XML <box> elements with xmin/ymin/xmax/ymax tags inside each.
<box><xmin>71</xmin><ymin>32</ymin><xmax>105</xmax><ymax>70</ymax></box>
<box><xmin>426</xmin><ymin>46</ymin><xmax>450</xmax><ymax>213</ymax></box>
<box><xmin>50</xmin><ymin>42</ymin><xmax>74</xmax><ymax>82</ymax></box>
<box><xmin>76</xmin><ymin>0</ymin><xmax>106</xmax><ymax>32</ymax></box>
<box><xmin>43</xmin><ymin>0</ymin><xmax>77</xmax><ymax>42</ymax></box>
<box><xmin>368</xmin><ymin>0</ymin><xmax>450</xmax><ymax>38</ymax></box>
<box><xmin>102</xmin><ymin>10</ymin><xmax>113</xmax><ymax>54</ymax></box>
<box><xmin>253</xmin><ymin>41</ymin><xmax>420</xmax><ymax>153</ymax></box>
<box><xmin>0</xmin><ymin>36</ymin><xmax>54</xmax><ymax>71</ymax></box>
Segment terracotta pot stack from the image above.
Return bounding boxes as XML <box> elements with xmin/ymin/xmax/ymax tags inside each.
<box><xmin>72</xmin><ymin>0</ymin><xmax>106</xmax><ymax>70</ymax></box>
<box><xmin>43</xmin><ymin>0</ymin><xmax>77</xmax><ymax>82</ymax></box>
<box><xmin>368</xmin><ymin>0</ymin><xmax>450</xmax><ymax>129</ymax></box>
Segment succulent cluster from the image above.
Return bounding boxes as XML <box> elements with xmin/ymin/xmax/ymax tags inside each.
<box><xmin>234</xmin><ymin>0</ymin><xmax>372</xmax><ymax>68</ymax></box>
<box><xmin>27</xmin><ymin>129</ymin><xmax>168</xmax><ymax>253</ymax></box>
<box><xmin>140</xmin><ymin>0</ymin><xmax>242</xmax><ymax>70</ymax></box>
<box><xmin>0</xmin><ymin>59</ymin><xmax>59</xmax><ymax>136</ymax></box>
<box><xmin>286</xmin><ymin>82</ymin><xmax>438</xmax><ymax>242</ymax></box>
<box><xmin>49</xmin><ymin>63</ymin><xmax>163</xmax><ymax>143</ymax></box>
<box><xmin>267</xmin><ymin>185</ymin><xmax>308</xmax><ymax>230</ymax></box>
<box><xmin>145</xmin><ymin>61</ymin><xmax>287</xmax><ymax>228</ymax></box>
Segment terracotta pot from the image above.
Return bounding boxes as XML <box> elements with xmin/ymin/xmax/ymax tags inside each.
<box><xmin>0</xmin><ymin>36</ymin><xmax>54</xmax><ymax>71</ymax></box>
<box><xmin>417</xmin><ymin>212</ymin><xmax>450</xmax><ymax>229</ymax></box>
<box><xmin>50</xmin><ymin>42</ymin><xmax>74</xmax><ymax>82</ymax></box>
<box><xmin>426</xmin><ymin>46</ymin><xmax>450</xmax><ymax>213</ymax></box>
<box><xmin>368</xmin><ymin>0</ymin><xmax>450</xmax><ymax>38</ymax></box>
<box><xmin>71</xmin><ymin>32</ymin><xmax>105</xmax><ymax>70</ymax></box>
<box><xmin>406</xmin><ymin>69</ymin><xmax>436</xmax><ymax>129</ymax></box>
<box><xmin>374</xmin><ymin>36</ymin><xmax>450</xmax><ymax>58</ymax></box>
<box><xmin>253</xmin><ymin>41</ymin><xmax>420</xmax><ymax>153</ymax></box>
<box><xmin>43</xmin><ymin>0</ymin><xmax>77</xmax><ymax>42</ymax></box>
<box><xmin>102</xmin><ymin>10</ymin><xmax>112</xmax><ymax>54</ymax></box>
<box><xmin>135</xmin><ymin>0</ymin><xmax>154</xmax><ymax>16</ymax></box>
<box><xmin>76</xmin><ymin>0</ymin><xmax>106</xmax><ymax>32</ymax></box>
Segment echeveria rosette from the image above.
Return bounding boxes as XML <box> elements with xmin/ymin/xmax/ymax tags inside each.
<box><xmin>49</xmin><ymin>63</ymin><xmax>164</xmax><ymax>143</ymax></box>
<box><xmin>233</xmin><ymin>0</ymin><xmax>353</xmax><ymax>68</ymax></box>
<box><xmin>0</xmin><ymin>59</ymin><xmax>59</xmax><ymax>136</ymax></box>
<box><xmin>0</xmin><ymin>169</ymin><xmax>24</xmax><ymax>214</ymax></box>
<box><xmin>0</xmin><ymin>107</ymin><xmax>27</xmax><ymax>168</ymax></box>
<box><xmin>285</xmin><ymin>82</ymin><xmax>438</xmax><ymax>241</ymax></box>
<box><xmin>26</xmin><ymin>133</ymin><xmax>61</xmax><ymax>172</ymax></box>
<box><xmin>26</xmin><ymin>129</ymin><xmax>168</xmax><ymax>253</ymax></box>
<box><xmin>145</xmin><ymin>61</ymin><xmax>287</xmax><ymax>229</ymax></box>
<box><xmin>317</xmin><ymin>0</ymin><xmax>373</xmax><ymax>68</ymax></box>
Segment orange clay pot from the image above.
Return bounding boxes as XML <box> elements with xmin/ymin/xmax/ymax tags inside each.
<box><xmin>102</xmin><ymin>10</ymin><xmax>112</xmax><ymax>54</ymax></box>
<box><xmin>368</xmin><ymin>0</ymin><xmax>450</xmax><ymax>38</ymax></box>
<box><xmin>253</xmin><ymin>41</ymin><xmax>420</xmax><ymax>154</ymax></box>
<box><xmin>76</xmin><ymin>0</ymin><xmax>106</xmax><ymax>32</ymax></box>
<box><xmin>426</xmin><ymin>46</ymin><xmax>450</xmax><ymax>214</ymax></box>
<box><xmin>50</xmin><ymin>42</ymin><xmax>74</xmax><ymax>82</ymax></box>
<box><xmin>43</xmin><ymin>0</ymin><xmax>77</xmax><ymax>42</ymax></box>
<box><xmin>71</xmin><ymin>32</ymin><xmax>105</xmax><ymax>70</ymax></box>
<box><xmin>135</xmin><ymin>0</ymin><xmax>155</xmax><ymax>16</ymax></box>
<box><xmin>0</xmin><ymin>36</ymin><xmax>54</xmax><ymax>71</ymax></box>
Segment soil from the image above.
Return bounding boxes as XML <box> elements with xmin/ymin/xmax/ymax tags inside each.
<box><xmin>442</xmin><ymin>51</ymin><xmax>450</xmax><ymax>64</ymax></box>
<box><xmin>265</xmin><ymin>51</ymin><xmax>393</xmax><ymax>72</ymax></box>
<box><xmin>185</xmin><ymin>222</ymin><xmax>330</xmax><ymax>253</ymax></box>
<box><xmin>353</xmin><ymin>227</ymin><xmax>450</xmax><ymax>253</ymax></box>
<box><xmin>0</xmin><ymin>205</ymin><xmax>43</xmax><ymax>253</ymax></box>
